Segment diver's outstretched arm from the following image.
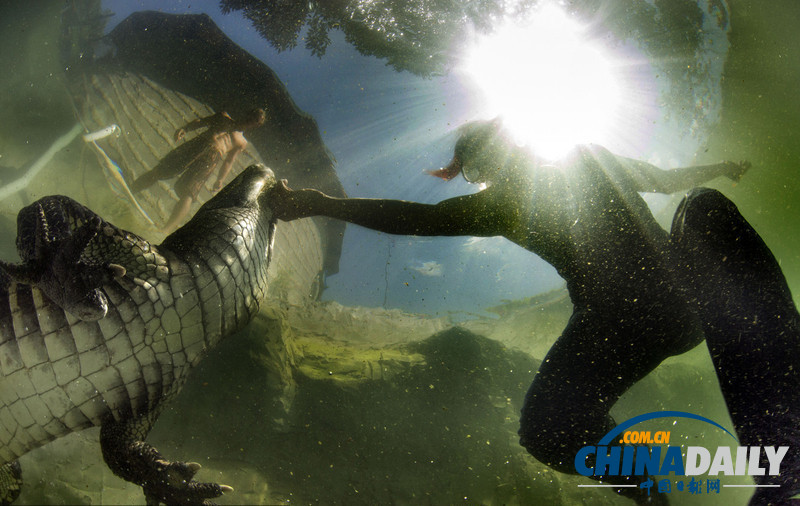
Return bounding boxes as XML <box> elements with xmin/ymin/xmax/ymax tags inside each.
<box><xmin>618</xmin><ymin>156</ymin><xmax>750</xmax><ymax>194</ymax></box>
<box><xmin>270</xmin><ymin>180</ymin><xmax>509</xmax><ymax>238</ymax></box>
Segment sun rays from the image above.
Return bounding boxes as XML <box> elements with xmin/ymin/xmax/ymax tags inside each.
<box><xmin>455</xmin><ymin>3</ymin><xmax>659</xmax><ymax>161</ymax></box>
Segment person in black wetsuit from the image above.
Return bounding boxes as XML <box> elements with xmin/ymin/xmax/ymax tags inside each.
<box><xmin>270</xmin><ymin>119</ymin><xmax>752</xmax><ymax>503</ymax></box>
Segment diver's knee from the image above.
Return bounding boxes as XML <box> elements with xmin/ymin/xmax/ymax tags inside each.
<box><xmin>671</xmin><ymin>187</ymin><xmax>735</xmax><ymax>240</ymax></box>
<box><xmin>518</xmin><ymin>434</ymin><xmax>577</xmax><ymax>474</ymax></box>
<box><xmin>518</xmin><ymin>416</ymin><xmax>578</xmax><ymax>474</ymax></box>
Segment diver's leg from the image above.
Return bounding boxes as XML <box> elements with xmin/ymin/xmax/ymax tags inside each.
<box><xmin>672</xmin><ymin>187</ymin><xmax>800</xmax><ymax>503</ymax></box>
<box><xmin>130</xmin><ymin>169</ymin><xmax>163</xmax><ymax>193</ymax></box>
<box><xmin>519</xmin><ymin>309</ymin><xmax>670</xmax><ymax>505</ymax></box>
<box><xmin>132</xmin><ymin>141</ymin><xmax>203</xmax><ymax>193</ymax></box>
<box><xmin>163</xmin><ymin>196</ymin><xmax>193</xmax><ymax>234</ymax></box>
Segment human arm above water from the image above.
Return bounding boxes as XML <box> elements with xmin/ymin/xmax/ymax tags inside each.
<box><xmin>270</xmin><ymin>180</ymin><xmax>517</xmax><ymax>238</ymax></box>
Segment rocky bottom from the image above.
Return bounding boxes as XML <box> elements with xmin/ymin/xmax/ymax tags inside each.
<box><xmin>16</xmin><ymin>295</ymin><xmax>753</xmax><ymax>505</ymax></box>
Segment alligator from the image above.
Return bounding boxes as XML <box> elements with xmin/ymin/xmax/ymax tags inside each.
<box><xmin>0</xmin><ymin>164</ymin><xmax>278</xmax><ymax>505</ymax></box>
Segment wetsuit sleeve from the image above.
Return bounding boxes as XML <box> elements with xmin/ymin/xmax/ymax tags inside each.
<box><xmin>273</xmin><ymin>184</ymin><xmax>508</xmax><ymax>238</ymax></box>
<box><xmin>595</xmin><ymin>145</ymin><xmax>747</xmax><ymax>194</ymax></box>
<box><xmin>621</xmin><ymin>158</ymin><xmax>740</xmax><ymax>193</ymax></box>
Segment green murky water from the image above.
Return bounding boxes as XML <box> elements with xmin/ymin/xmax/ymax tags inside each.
<box><xmin>1</xmin><ymin>1</ymin><xmax>798</xmax><ymax>504</ymax></box>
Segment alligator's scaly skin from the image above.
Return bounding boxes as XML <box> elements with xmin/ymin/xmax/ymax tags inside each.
<box><xmin>0</xmin><ymin>165</ymin><xmax>277</xmax><ymax>504</ymax></box>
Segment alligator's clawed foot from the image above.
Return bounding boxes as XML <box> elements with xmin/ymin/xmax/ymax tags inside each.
<box><xmin>101</xmin><ymin>417</ymin><xmax>234</xmax><ymax>506</ymax></box>
<box><xmin>58</xmin><ymin>260</ymin><xmax>126</xmax><ymax>321</ymax></box>
<box><xmin>0</xmin><ymin>461</ymin><xmax>22</xmax><ymax>506</ymax></box>
<box><xmin>141</xmin><ymin>459</ymin><xmax>233</xmax><ymax>506</ymax></box>
<box><xmin>45</xmin><ymin>214</ymin><xmax>124</xmax><ymax>321</ymax></box>
<box><xmin>3</xmin><ymin>197</ymin><xmax>129</xmax><ymax>321</ymax></box>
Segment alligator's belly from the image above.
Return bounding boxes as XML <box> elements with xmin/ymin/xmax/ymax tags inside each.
<box><xmin>0</xmin><ymin>277</ymin><xmax>178</xmax><ymax>465</ymax></box>
<box><xmin>0</xmin><ymin>214</ymin><xmax>269</xmax><ymax>466</ymax></box>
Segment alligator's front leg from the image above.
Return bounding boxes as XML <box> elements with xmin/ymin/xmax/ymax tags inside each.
<box><xmin>0</xmin><ymin>461</ymin><xmax>22</xmax><ymax>506</ymax></box>
<box><xmin>1</xmin><ymin>197</ymin><xmax>126</xmax><ymax>321</ymax></box>
<box><xmin>100</xmin><ymin>411</ymin><xmax>232</xmax><ymax>505</ymax></box>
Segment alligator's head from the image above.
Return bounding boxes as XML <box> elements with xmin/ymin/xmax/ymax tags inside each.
<box><xmin>198</xmin><ymin>164</ymin><xmax>277</xmax><ymax>213</ymax></box>
<box><xmin>161</xmin><ymin>164</ymin><xmax>278</xmax><ymax>255</ymax></box>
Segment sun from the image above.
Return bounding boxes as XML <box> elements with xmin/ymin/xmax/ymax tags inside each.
<box><xmin>458</xmin><ymin>4</ymin><xmax>624</xmax><ymax>160</ymax></box>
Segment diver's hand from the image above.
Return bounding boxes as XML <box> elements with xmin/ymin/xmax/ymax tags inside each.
<box><xmin>725</xmin><ymin>160</ymin><xmax>751</xmax><ymax>182</ymax></box>
<box><xmin>270</xmin><ymin>179</ymin><xmax>320</xmax><ymax>221</ymax></box>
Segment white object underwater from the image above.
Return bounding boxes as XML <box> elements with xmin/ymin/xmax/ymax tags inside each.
<box><xmin>82</xmin><ymin>124</ymin><xmax>119</xmax><ymax>143</ymax></box>
<box><xmin>0</xmin><ymin>123</ymin><xmax>155</xmax><ymax>226</ymax></box>
<box><xmin>0</xmin><ymin>123</ymin><xmax>84</xmax><ymax>201</ymax></box>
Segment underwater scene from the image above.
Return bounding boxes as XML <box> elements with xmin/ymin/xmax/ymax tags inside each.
<box><xmin>0</xmin><ymin>0</ymin><xmax>798</xmax><ymax>504</ymax></box>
